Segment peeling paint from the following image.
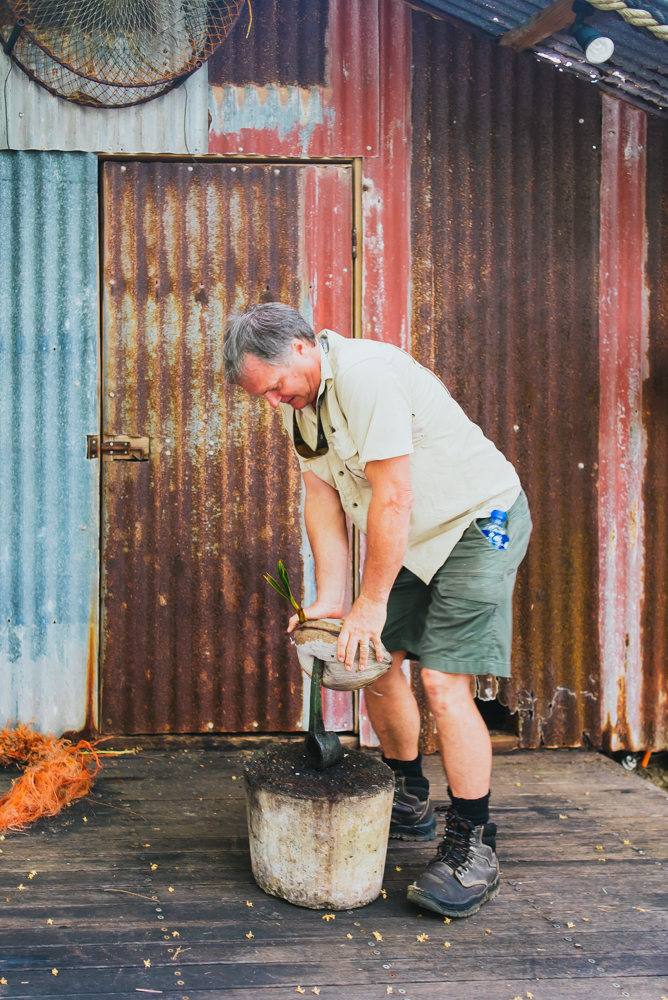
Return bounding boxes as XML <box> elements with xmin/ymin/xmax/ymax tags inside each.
<box><xmin>599</xmin><ymin>96</ymin><xmax>648</xmax><ymax>752</ymax></box>
<box><xmin>209</xmin><ymin>84</ymin><xmax>329</xmax><ymax>157</ymax></box>
<box><xmin>208</xmin><ymin>0</ymin><xmax>379</xmax><ymax>157</ymax></box>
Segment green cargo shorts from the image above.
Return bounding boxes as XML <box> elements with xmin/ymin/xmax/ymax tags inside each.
<box><xmin>381</xmin><ymin>491</ymin><xmax>532</xmax><ymax>677</ymax></box>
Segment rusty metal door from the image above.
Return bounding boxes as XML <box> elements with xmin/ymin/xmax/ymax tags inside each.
<box><xmin>100</xmin><ymin>161</ymin><xmax>352</xmax><ymax>734</ymax></box>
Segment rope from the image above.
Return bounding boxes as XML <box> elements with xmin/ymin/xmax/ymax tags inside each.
<box><xmin>586</xmin><ymin>0</ymin><xmax>668</xmax><ymax>41</ymax></box>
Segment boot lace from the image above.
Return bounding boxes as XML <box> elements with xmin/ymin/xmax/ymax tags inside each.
<box><xmin>434</xmin><ymin>810</ymin><xmax>475</xmax><ymax>873</ymax></box>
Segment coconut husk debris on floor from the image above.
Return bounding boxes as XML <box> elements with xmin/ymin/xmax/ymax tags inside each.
<box><xmin>0</xmin><ymin>724</ymin><xmax>101</xmax><ymax>834</ymax></box>
<box><xmin>0</xmin><ymin>746</ymin><xmax>667</xmax><ymax>999</ymax></box>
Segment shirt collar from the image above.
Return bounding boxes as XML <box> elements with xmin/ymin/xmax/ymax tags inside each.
<box><xmin>317</xmin><ymin>331</ymin><xmax>334</xmax><ymax>401</ymax></box>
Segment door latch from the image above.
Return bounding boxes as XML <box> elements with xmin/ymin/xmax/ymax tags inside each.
<box><xmin>86</xmin><ymin>434</ymin><xmax>150</xmax><ymax>461</ymax></box>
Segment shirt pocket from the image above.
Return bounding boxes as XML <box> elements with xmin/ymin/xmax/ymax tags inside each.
<box><xmin>344</xmin><ymin>457</ymin><xmax>368</xmax><ymax>482</ymax></box>
<box><xmin>329</xmin><ymin>427</ymin><xmax>358</xmax><ymax>462</ymax></box>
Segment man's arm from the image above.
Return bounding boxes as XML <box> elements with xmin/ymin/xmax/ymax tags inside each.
<box><xmin>286</xmin><ymin>470</ymin><xmax>349</xmax><ymax>633</ymax></box>
<box><xmin>337</xmin><ymin>455</ymin><xmax>413</xmax><ymax>668</ymax></box>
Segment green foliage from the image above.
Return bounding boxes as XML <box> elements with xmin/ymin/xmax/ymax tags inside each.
<box><xmin>263</xmin><ymin>560</ymin><xmax>307</xmax><ymax>623</ymax></box>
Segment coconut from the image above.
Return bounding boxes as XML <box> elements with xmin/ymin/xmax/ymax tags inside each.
<box><xmin>291</xmin><ymin>619</ymin><xmax>392</xmax><ymax>691</ymax></box>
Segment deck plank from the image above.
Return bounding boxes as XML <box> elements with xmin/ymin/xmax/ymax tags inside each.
<box><xmin>0</xmin><ymin>748</ymin><xmax>667</xmax><ymax>998</ymax></box>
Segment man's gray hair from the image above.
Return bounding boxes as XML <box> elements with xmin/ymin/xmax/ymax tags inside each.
<box><xmin>223</xmin><ymin>302</ymin><xmax>316</xmax><ymax>385</ymax></box>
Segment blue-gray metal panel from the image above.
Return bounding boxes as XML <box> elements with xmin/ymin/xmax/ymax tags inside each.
<box><xmin>0</xmin><ymin>151</ymin><xmax>99</xmax><ymax>736</ymax></box>
<box><xmin>402</xmin><ymin>0</ymin><xmax>668</xmax><ymax>113</ymax></box>
<box><xmin>0</xmin><ymin>54</ymin><xmax>208</xmax><ymax>154</ymax></box>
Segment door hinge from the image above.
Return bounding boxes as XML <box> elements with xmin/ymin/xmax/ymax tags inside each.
<box><xmin>87</xmin><ymin>434</ymin><xmax>150</xmax><ymax>461</ymax></box>
<box><xmin>352</xmin><ymin>226</ymin><xmax>358</xmax><ymax>259</ymax></box>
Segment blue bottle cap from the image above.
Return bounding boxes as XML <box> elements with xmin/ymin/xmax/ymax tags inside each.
<box><xmin>490</xmin><ymin>509</ymin><xmax>507</xmax><ymax>522</ymax></box>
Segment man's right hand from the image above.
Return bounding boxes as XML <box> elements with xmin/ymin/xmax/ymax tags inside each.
<box><xmin>287</xmin><ymin>601</ymin><xmax>344</xmax><ymax>634</ymax></box>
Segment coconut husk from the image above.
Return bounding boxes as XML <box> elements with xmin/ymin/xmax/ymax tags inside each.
<box><xmin>291</xmin><ymin>619</ymin><xmax>392</xmax><ymax>691</ymax></box>
<box><xmin>0</xmin><ymin>723</ymin><xmax>101</xmax><ymax>833</ymax></box>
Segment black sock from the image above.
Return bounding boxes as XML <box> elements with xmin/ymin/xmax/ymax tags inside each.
<box><xmin>448</xmin><ymin>789</ymin><xmax>490</xmax><ymax>827</ymax></box>
<box><xmin>382</xmin><ymin>752</ymin><xmax>424</xmax><ymax>780</ymax></box>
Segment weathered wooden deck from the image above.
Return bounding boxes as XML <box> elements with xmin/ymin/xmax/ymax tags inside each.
<box><xmin>1</xmin><ymin>745</ymin><xmax>667</xmax><ymax>1000</ymax></box>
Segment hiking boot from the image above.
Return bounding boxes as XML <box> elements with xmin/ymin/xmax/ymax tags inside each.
<box><xmin>389</xmin><ymin>775</ymin><xmax>437</xmax><ymax>841</ymax></box>
<box><xmin>406</xmin><ymin>808</ymin><xmax>500</xmax><ymax>916</ymax></box>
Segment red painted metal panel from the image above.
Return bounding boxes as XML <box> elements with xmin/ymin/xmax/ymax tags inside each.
<box><xmin>304</xmin><ymin>163</ymin><xmax>354</xmax><ymax>729</ymax></box>
<box><xmin>642</xmin><ymin>113</ymin><xmax>668</xmax><ymax>752</ymax></box>
<box><xmin>336</xmin><ymin>0</ymin><xmax>412</xmax><ymax>746</ymax></box>
<box><xmin>359</xmin><ymin>690</ymin><xmax>379</xmax><ymax>748</ymax></box>
<box><xmin>362</xmin><ymin>0</ymin><xmax>412</xmax><ymax>349</ymax></box>
<box><xmin>208</xmin><ymin>0</ymin><xmax>379</xmax><ymax>157</ymax></box>
<box><xmin>599</xmin><ymin>96</ymin><xmax>649</xmax><ymax>752</ymax></box>
<box><xmin>303</xmin><ymin>164</ymin><xmax>353</xmax><ymax>339</ymax></box>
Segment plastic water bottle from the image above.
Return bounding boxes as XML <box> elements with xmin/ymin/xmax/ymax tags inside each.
<box><xmin>481</xmin><ymin>509</ymin><xmax>509</xmax><ymax>550</ymax></box>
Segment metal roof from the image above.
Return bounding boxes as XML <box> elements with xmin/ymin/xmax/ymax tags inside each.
<box><xmin>404</xmin><ymin>0</ymin><xmax>668</xmax><ymax>114</ymax></box>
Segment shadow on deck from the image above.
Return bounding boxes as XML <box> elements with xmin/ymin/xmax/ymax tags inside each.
<box><xmin>0</xmin><ymin>747</ymin><xmax>667</xmax><ymax>999</ymax></box>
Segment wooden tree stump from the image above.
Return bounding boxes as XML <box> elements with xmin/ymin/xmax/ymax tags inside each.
<box><xmin>244</xmin><ymin>742</ymin><xmax>394</xmax><ymax>910</ymax></box>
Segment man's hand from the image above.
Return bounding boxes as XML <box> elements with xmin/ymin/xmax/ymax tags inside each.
<box><xmin>337</xmin><ymin>594</ymin><xmax>387</xmax><ymax>670</ymax></box>
<box><xmin>286</xmin><ymin>601</ymin><xmax>344</xmax><ymax>634</ymax></box>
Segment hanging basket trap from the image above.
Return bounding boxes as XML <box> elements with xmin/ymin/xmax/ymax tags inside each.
<box><xmin>0</xmin><ymin>0</ymin><xmax>245</xmax><ymax>107</ymax></box>
<box><xmin>0</xmin><ymin>723</ymin><xmax>101</xmax><ymax>833</ymax></box>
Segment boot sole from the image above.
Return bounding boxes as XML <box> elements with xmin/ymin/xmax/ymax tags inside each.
<box><xmin>389</xmin><ymin>826</ymin><xmax>436</xmax><ymax>842</ymax></box>
<box><xmin>389</xmin><ymin>817</ymin><xmax>437</xmax><ymax>842</ymax></box>
<box><xmin>406</xmin><ymin>875</ymin><xmax>500</xmax><ymax>918</ymax></box>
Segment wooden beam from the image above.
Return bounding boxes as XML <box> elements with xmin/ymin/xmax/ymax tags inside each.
<box><xmin>499</xmin><ymin>0</ymin><xmax>577</xmax><ymax>52</ymax></box>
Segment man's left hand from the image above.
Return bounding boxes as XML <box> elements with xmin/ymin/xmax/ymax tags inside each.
<box><xmin>337</xmin><ymin>595</ymin><xmax>388</xmax><ymax>670</ymax></box>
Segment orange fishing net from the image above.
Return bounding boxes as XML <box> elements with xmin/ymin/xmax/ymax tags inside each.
<box><xmin>0</xmin><ymin>723</ymin><xmax>101</xmax><ymax>833</ymax></box>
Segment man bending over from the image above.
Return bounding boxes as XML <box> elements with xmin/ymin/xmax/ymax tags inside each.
<box><xmin>224</xmin><ymin>303</ymin><xmax>531</xmax><ymax>918</ymax></box>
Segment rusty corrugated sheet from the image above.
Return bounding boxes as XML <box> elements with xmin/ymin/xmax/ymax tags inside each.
<box><xmin>598</xmin><ymin>96</ymin><xmax>648</xmax><ymax>753</ymax></box>
<box><xmin>362</xmin><ymin>0</ymin><xmax>412</xmax><ymax>349</ymax></box>
<box><xmin>642</xmin><ymin>112</ymin><xmax>668</xmax><ymax>751</ymax></box>
<box><xmin>398</xmin><ymin>0</ymin><xmax>668</xmax><ymax>116</ymax></box>
<box><xmin>209</xmin><ymin>0</ymin><xmax>329</xmax><ymax>88</ymax></box>
<box><xmin>208</xmin><ymin>0</ymin><xmax>379</xmax><ymax>157</ymax></box>
<box><xmin>0</xmin><ymin>151</ymin><xmax>99</xmax><ymax>736</ymax></box>
<box><xmin>101</xmin><ymin>160</ymin><xmax>353</xmax><ymax>734</ymax></box>
<box><xmin>303</xmin><ymin>161</ymin><xmax>354</xmax><ymax>731</ymax></box>
<box><xmin>410</xmin><ymin>13</ymin><xmax>602</xmax><ymax>748</ymax></box>
<box><xmin>0</xmin><ymin>53</ymin><xmax>209</xmax><ymax>153</ymax></box>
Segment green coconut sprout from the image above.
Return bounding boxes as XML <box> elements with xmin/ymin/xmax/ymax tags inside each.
<box><xmin>264</xmin><ymin>560</ymin><xmax>307</xmax><ymax>624</ymax></box>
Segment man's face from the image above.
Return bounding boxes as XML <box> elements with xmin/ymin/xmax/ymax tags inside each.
<box><xmin>238</xmin><ymin>339</ymin><xmax>320</xmax><ymax>410</ymax></box>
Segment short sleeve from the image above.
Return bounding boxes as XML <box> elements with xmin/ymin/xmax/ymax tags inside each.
<box><xmin>336</xmin><ymin>358</ymin><xmax>413</xmax><ymax>465</ymax></box>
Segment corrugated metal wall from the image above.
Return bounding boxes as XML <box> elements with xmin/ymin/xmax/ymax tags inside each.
<box><xmin>1</xmin><ymin>0</ymin><xmax>663</xmax><ymax>749</ymax></box>
<box><xmin>0</xmin><ymin>151</ymin><xmax>99</xmax><ymax>735</ymax></box>
<box><xmin>208</xmin><ymin>0</ymin><xmax>379</xmax><ymax>157</ymax></box>
<box><xmin>411</xmin><ymin>13</ymin><xmax>602</xmax><ymax>748</ymax></box>
<box><xmin>0</xmin><ymin>53</ymin><xmax>209</xmax><ymax>153</ymax></box>
<box><xmin>100</xmin><ymin>161</ymin><xmax>353</xmax><ymax>734</ymax></box>
<box><xmin>209</xmin><ymin>0</ymin><xmax>329</xmax><ymax>87</ymax></box>
<box><xmin>598</xmin><ymin>97</ymin><xmax>648</xmax><ymax>753</ymax></box>
<box><xmin>642</xmin><ymin>113</ymin><xmax>668</xmax><ymax>751</ymax></box>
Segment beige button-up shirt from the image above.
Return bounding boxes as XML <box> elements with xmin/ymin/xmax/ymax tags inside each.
<box><xmin>279</xmin><ymin>331</ymin><xmax>521</xmax><ymax>585</ymax></box>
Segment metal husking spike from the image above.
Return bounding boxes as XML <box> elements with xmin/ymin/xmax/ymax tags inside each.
<box><xmin>304</xmin><ymin>657</ymin><xmax>343</xmax><ymax>770</ymax></box>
